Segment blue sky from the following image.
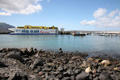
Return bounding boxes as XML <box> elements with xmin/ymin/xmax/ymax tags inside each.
<box><xmin>0</xmin><ymin>0</ymin><xmax>120</xmax><ymax>31</ymax></box>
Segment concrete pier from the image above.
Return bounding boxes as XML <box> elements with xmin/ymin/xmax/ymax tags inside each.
<box><xmin>59</xmin><ymin>30</ymin><xmax>120</xmax><ymax>35</ymax></box>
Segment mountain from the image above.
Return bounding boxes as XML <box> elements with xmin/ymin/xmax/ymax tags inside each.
<box><xmin>0</xmin><ymin>22</ymin><xmax>15</xmax><ymax>33</ymax></box>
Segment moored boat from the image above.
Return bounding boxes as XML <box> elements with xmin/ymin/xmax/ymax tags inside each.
<box><xmin>8</xmin><ymin>25</ymin><xmax>58</xmax><ymax>35</ymax></box>
<box><xmin>72</xmin><ymin>31</ymin><xmax>86</xmax><ymax>36</ymax></box>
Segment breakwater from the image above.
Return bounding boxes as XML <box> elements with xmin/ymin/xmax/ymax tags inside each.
<box><xmin>0</xmin><ymin>48</ymin><xmax>120</xmax><ymax>80</ymax></box>
<box><xmin>59</xmin><ymin>31</ymin><xmax>120</xmax><ymax>34</ymax></box>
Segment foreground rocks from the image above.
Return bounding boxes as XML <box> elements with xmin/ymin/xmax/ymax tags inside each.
<box><xmin>0</xmin><ymin>48</ymin><xmax>120</xmax><ymax>80</ymax></box>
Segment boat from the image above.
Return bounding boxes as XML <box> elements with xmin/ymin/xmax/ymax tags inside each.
<box><xmin>72</xmin><ymin>31</ymin><xmax>86</xmax><ymax>36</ymax></box>
<box><xmin>8</xmin><ymin>25</ymin><xmax>58</xmax><ymax>35</ymax></box>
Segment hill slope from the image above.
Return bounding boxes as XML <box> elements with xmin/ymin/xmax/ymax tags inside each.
<box><xmin>0</xmin><ymin>23</ymin><xmax>15</xmax><ymax>33</ymax></box>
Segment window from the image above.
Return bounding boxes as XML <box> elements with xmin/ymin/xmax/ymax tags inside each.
<box><xmin>22</xmin><ymin>30</ymin><xmax>29</xmax><ymax>33</ymax></box>
<box><xmin>26</xmin><ymin>30</ymin><xmax>29</xmax><ymax>33</ymax></box>
<box><xmin>22</xmin><ymin>30</ymin><xmax>25</xmax><ymax>32</ymax></box>
<box><xmin>34</xmin><ymin>30</ymin><xmax>39</xmax><ymax>33</ymax></box>
<box><xmin>16</xmin><ymin>30</ymin><xmax>18</xmax><ymax>32</ymax></box>
<box><xmin>30</xmin><ymin>30</ymin><xmax>33</xmax><ymax>33</ymax></box>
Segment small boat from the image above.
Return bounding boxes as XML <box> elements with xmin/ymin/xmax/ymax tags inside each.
<box><xmin>72</xmin><ymin>31</ymin><xmax>86</xmax><ymax>36</ymax></box>
<box><xmin>100</xmin><ymin>33</ymin><xmax>110</xmax><ymax>36</ymax></box>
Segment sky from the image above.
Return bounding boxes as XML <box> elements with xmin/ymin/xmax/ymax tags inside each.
<box><xmin>0</xmin><ymin>0</ymin><xmax>120</xmax><ymax>31</ymax></box>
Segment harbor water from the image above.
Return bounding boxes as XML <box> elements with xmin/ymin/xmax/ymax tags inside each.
<box><xmin>0</xmin><ymin>34</ymin><xmax>120</xmax><ymax>58</ymax></box>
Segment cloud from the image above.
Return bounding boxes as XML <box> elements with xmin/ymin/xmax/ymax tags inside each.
<box><xmin>47</xmin><ymin>0</ymin><xmax>50</xmax><ymax>2</ymax></box>
<box><xmin>108</xmin><ymin>9</ymin><xmax>119</xmax><ymax>17</ymax></box>
<box><xmin>93</xmin><ymin>8</ymin><xmax>107</xmax><ymax>18</ymax></box>
<box><xmin>80</xmin><ymin>8</ymin><xmax>120</xmax><ymax>27</ymax></box>
<box><xmin>0</xmin><ymin>0</ymin><xmax>42</xmax><ymax>16</ymax></box>
<box><xmin>80</xmin><ymin>20</ymin><xmax>96</xmax><ymax>25</ymax></box>
<box><xmin>59</xmin><ymin>24</ymin><xmax>64</xmax><ymax>27</ymax></box>
<box><xmin>0</xmin><ymin>12</ymin><xmax>11</xmax><ymax>16</ymax></box>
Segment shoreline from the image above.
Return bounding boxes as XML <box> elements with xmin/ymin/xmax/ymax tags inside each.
<box><xmin>0</xmin><ymin>32</ymin><xmax>10</xmax><ymax>34</ymax></box>
<box><xmin>0</xmin><ymin>47</ymin><xmax>120</xmax><ymax>80</ymax></box>
<box><xmin>0</xmin><ymin>47</ymin><xmax>120</xmax><ymax>59</ymax></box>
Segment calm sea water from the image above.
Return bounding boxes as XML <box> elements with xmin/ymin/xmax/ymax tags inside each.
<box><xmin>0</xmin><ymin>34</ymin><xmax>120</xmax><ymax>57</ymax></box>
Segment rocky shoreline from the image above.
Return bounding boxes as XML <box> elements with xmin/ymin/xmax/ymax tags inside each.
<box><xmin>0</xmin><ymin>48</ymin><xmax>120</xmax><ymax>80</ymax></box>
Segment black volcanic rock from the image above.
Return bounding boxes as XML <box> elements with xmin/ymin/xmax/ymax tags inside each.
<box><xmin>0</xmin><ymin>61</ymin><xmax>8</xmax><ymax>67</ymax></box>
<box><xmin>99</xmin><ymin>72</ymin><xmax>113</xmax><ymax>80</ymax></box>
<box><xmin>5</xmin><ymin>52</ymin><xmax>24</xmax><ymax>63</ymax></box>
<box><xmin>76</xmin><ymin>71</ymin><xmax>89</xmax><ymax>80</ymax></box>
<box><xmin>0</xmin><ymin>48</ymin><xmax>120</xmax><ymax>80</ymax></box>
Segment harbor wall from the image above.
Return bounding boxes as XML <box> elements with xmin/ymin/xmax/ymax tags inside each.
<box><xmin>59</xmin><ymin>30</ymin><xmax>120</xmax><ymax>34</ymax></box>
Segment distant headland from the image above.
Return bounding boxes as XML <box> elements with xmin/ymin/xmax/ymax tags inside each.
<box><xmin>0</xmin><ymin>22</ymin><xmax>15</xmax><ymax>34</ymax></box>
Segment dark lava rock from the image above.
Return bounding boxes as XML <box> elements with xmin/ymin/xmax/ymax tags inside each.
<box><xmin>89</xmin><ymin>74</ymin><xmax>93</xmax><ymax>80</ymax></box>
<box><xmin>8</xmin><ymin>72</ymin><xmax>28</xmax><ymax>80</ymax></box>
<box><xmin>30</xmin><ymin>59</ymin><xmax>44</xmax><ymax>69</ymax></box>
<box><xmin>34</xmin><ymin>48</ymin><xmax>37</xmax><ymax>53</ymax></box>
<box><xmin>74</xmin><ymin>69</ymin><xmax>81</xmax><ymax>75</ymax></box>
<box><xmin>8</xmin><ymin>48</ymin><xmax>20</xmax><ymax>52</ymax></box>
<box><xmin>49</xmin><ymin>77</ymin><xmax>55</xmax><ymax>80</ymax></box>
<box><xmin>71</xmin><ymin>76</ymin><xmax>75</xmax><ymax>80</ymax></box>
<box><xmin>76</xmin><ymin>71</ymin><xmax>89</xmax><ymax>80</ymax></box>
<box><xmin>116</xmin><ymin>76</ymin><xmax>120</xmax><ymax>80</ymax></box>
<box><xmin>56</xmin><ymin>73</ymin><xmax>63</xmax><ymax>79</ymax></box>
<box><xmin>46</xmin><ymin>63</ymin><xmax>55</xmax><ymax>68</ymax></box>
<box><xmin>0</xmin><ymin>53</ymin><xmax>6</xmax><ymax>58</ymax></box>
<box><xmin>61</xmin><ymin>77</ymin><xmax>71</xmax><ymax>80</ymax></box>
<box><xmin>20</xmin><ymin>48</ymin><xmax>28</xmax><ymax>55</ymax></box>
<box><xmin>93</xmin><ymin>77</ymin><xmax>99</xmax><ymax>80</ymax></box>
<box><xmin>99</xmin><ymin>72</ymin><xmax>113</xmax><ymax>80</ymax></box>
<box><xmin>57</xmin><ymin>66</ymin><xmax>64</xmax><ymax>72</ymax></box>
<box><xmin>47</xmin><ymin>59</ymin><xmax>53</xmax><ymax>63</ymax></box>
<box><xmin>0</xmin><ymin>61</ymin><xmax>8</xmax><ymax>67</ymax></box>
<box><xmin>42</xmin><ymin>67</ymin><xmax>52</xmax><ymax>72</ymax></box>
<box><xmin>28</xmin><ymin>47</ymin><xmax>34</xmax><ymax>56</ymax></box>
<box><xmin>52</xmin><ymin>71</ymin><xmax>60</xmax><ymax>77</ymax></box>
<box><xmin>5</xmin><ymin>52</ymin><xmax>24</xmax><ymax>63</ymax></box>
<box><xmin>0</xmin><ymin>48</ymin><xmax>7</xmax><ymax>53</ymax></box>
<box><xmin>1</xmin><ymin>48</ymin><xmax>120</xmax><ymax>80</ymax></box>
<box><xmin>110</xmin><ymin>74</ymin><xmax>119</xmax><ymax>80</ymax></box>
<box><xmin>0</xmin><ymin>48</ymin><xmax>4</xmax><ymax>52</ymax></box>
<box><xmin>24</xmin><ymin>58</ymin><xmax>33</xmax><ymax>66</ymax></box>
<box><xmin>63</xmin><ymin>72</ymin><xmax>71</xmax><ymax>77</ymax></box>
<box><xmin>64</xmin><ymin>65</ymin><xmax>68</xmax><ymax>71</ymax></box>
<box><xmin>66</xmin><ymin>69</ymin><xmax>74</xmax><ymax>76</ymax></box>
<box><xmin>59</xmin><ymin>48</ymin><xmax>63</xmax><ymax>53</ymax></box>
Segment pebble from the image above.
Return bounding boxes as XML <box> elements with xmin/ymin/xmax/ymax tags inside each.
<box><xmin>0</xmin><ymin>48</ymin><xmax>120</xmax><ymax>80</ymax></box>
<box><xmin>85</xmin><ymin>67</ymin><xmax>91</xmax><ymax>73</ymax></box>
<box><xmin>92</xmin><ymin>69</ymin><xmax>97</xmax><ymax>74</ymax></box>
<box><xmin>38</xmin><ymin>72</ymin><xmax>43</xmax><ymax>76</ymax></box>
<box><xmin>100</xmin><ymin>60</ymin><xmax>111</xmax><ymax>67</ymax></box>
